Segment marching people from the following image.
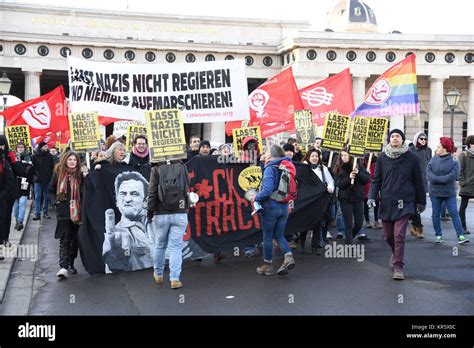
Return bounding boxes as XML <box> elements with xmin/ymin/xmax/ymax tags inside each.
<box><xmin>49</xmin><ymin>151</ymin><xmax>84</xmax><ymax>279</ymax></box>
<box><xmin>409</xmin><ymin>132</ymin><xmax>432</xmax><ymax>238</ymax></box>
<box><xmin>363</xmin><ymin>153</ymin><xmax>381</xmax><ymax>229</ymax></box>
<box><xmin>125</xmin><ymin>135</ymin><xmax>150</xmax><ymax>166</ymax></box>
<box><xmin>426</xmin><ymin>137</ymin><xmax>469</xmax><ymax>244</ymax></box>
<box><xmin>287</xmin><ymin>138</ymin><xmax>303</xmax><ymax>162</ymax></box>
<box><xmin>368</xmin><ymin>129</ymin><xmax>426</xmax><ymax>280</ymax></box>
<box><xmin>94</xmin><ymin>141</ymin><xmax>127</xmax><ymax>170</ymax></box>
<box><xmin>0</xmin><ymin>138</ymin><xmax>17</xmax><ymax>249</ymax></box>
<box><xmin>334</xmin><ymin>148</ymin><xmax>370</xmax><ymax>245</ymax></box>
<box><xmin>31</xmin><ymin>141</ymin><xmax>55</xmax><ymax>220</ymax></box>
<box><xmin>198</xmin><ymin>140</ymin><xmax>211</xmax><ymax>156</ymax></box>
<box><xmin>13</xmin><ymin>142</ymin><xmax>33</xmax><ymax>232</ymax></box>
<box><xmin>252</xmin><ymin>145</ymin><xmax>296</xmax><ymax>276</ymax></box>
<box><xmin>299</xmin><ymin>148</ymin><xmax>335</xmax><ymax>253</ymax></box>
<box><xmin>458</xmin><ymin>135</ymin><xmax>474</xmax><ymax>235</ymax></box>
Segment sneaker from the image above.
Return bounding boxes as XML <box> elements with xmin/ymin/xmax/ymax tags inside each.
<box><xmin>365</xmin><ymin>222</ymin><xmax>372</xmax><ymax>228</ymax></box>
<box><xmin>277</xmin><ymin>253</ymin><xmax>295</xmax><ymax>276</ymax></box>
<box><xmin>170</xmin><ymin>280</ymin><xmax>183</xmax><ymax>289</ymax></box>
<box><xmin>43</xmin><ymin>214</ymin><xmax>51</xmax><ymax>220</ymax></box>
<box><xmin>32</xmin><ymin>215</ymin><xmax>40</xmax><ymax>221</ymax></box>
<box><xmin>393</xmin><ymin>270</ymin><xmax>405</xmax><ymax>280</ymax></box>
<box><xmin>17</xmin><ymin>223</ymin><xmax>24</xmax><ymax>231</ymax></box>
<box><xmin>357</xmin><ymin>235</ymin><xmax>372</xmax><ymax>243</ymax></box>
<box><xmin>153</xmin><ymin>273</ymin><xmax>164</xmax><ymax>284</ymax></box>
<box><xmin>458</xmin><ymin>235</ymin><xmax>470</xmax><ymax>244</ymax></box>
<box><xmin>67</xmin><ymin>265</ymin><xmax>77</xmax><ymax>274</ymax></box>
<box><xmin>335</xmin><ymin>234</ymin><xmax>343</xmax><ymax>240</ymax></box>
<box><xmin>256</xmin><ymin>262</ymin><xmax>275</xmax><ymax>276</ymax></box>
<box><xmin>373</xmin><ymin>221</ymin><xmax>382</xmax><ymax>229</ymax></box>
<box><xmin>56</xmin><ymin>268</ymin><xmax>68</xmax><ymax>279</ymax></box>
<box><xmin>326</xmin><ymin>231</ymin><xmax>333</xmax><ymax>240</ymax></box>
<box><xmin>435</xmin><ymin>236</ymin><xmax>443</xmax><ymax>243</ymax></box>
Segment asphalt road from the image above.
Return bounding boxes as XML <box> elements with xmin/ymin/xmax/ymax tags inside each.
<box><xmin>2</xmin><ymin>201</ymin><xmax>474</xmax><ymax>316</ymax></box>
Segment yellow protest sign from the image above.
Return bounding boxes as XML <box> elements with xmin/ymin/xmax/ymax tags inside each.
<box><xmin>294</xmin><ymin>109</ymin><xmax>315</xmax><ymax>151</ymax></box>
<box><xmin>68</xmin><ymin>112</ymin><xmax>101</xmax><ymax>152</ymax></box>
<box><xmin>348</xmin><ymin>116</ymin><xmax>369</xmax><ymax>156</ymax></box>
<box><xmin>5</xmin><ymin>125</ymin><xmax>32</xmax><ymax>153</ymax></box>
<box><xmin>366</xmin><ymin>117</ymin><xmax>389</xmax><ymax>152</ymax></box>
<box><xmin>232</xmin><ymin>126</ymin><xmax>263</xmax><ymax>158</ymax></box>
<box><xmin>321</xmin><ymin>112</ymin><xmax>351</xmax><ymax>151</ymax></box>
<box><xmin>126</xmin><ymin>125</ymin><xmax>148</xmax><ymax>152</ymax></box>
<box><xmin>146</xmin><ymin>109</ymin><xmax>187</xmax><ymax>162</ymax></box>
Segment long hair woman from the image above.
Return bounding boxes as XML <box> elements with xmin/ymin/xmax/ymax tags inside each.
<box><xmin>48</xmin><ymin>151</ymin><xmax>83</xmax><ymax>279</ymax></box>
<box><xmin>334</xmin><ymin>147</ymin><xmax>370</xmax><ymax>245</ymax></box>
<box><xmin>94</xmin><ymin>141</ymin><xmax>126</xmax><ymax>170</ymax></box>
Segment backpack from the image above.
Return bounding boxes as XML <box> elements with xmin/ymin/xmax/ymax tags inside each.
<box><xmin>158</xmin><ymin>162</ymin><xmax>189</xmax><ymax>210</ymax></box>
<box><xmin>270</xmin><ymin>159</ymin><xmax>297</xmax><ymax>203</ymax></box>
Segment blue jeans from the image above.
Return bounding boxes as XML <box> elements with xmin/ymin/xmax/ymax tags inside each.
<box><xmin>153</xmin><ymin>213</ymin><xmax>188</xmax><ymax>281</ymax></box>
<box><xmin>336</xmin><ymin>202</ymin><xmax>344</xmax><ymax>236</ymax></box>
<box><xmin>261</xmin><ymin>203</ymin><xmax>291</xmax><ymax>262</ymax></box>
<box><xmin>34</xmin><ymin>182</ymin><xmax>49</xmax><ymax>216</ymax></box>
<box><xmin>13</xmin><ymin>196</ymin><xmax>28</xmax><ymax>223</ymax></box>
<box><xmin>431</xmin><ymin>196</ymin><xmax>463</xmax><ymax>237</ymax></box>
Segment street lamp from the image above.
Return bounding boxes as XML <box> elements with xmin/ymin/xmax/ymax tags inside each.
<box><xmin>445</xmin><ymin>87</ymin><xmax>462</xmax><ymax>139</ymax></box>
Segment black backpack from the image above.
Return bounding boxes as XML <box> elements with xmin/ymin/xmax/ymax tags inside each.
<box><xmin>158</xmin><ymin>162</ymin><xmax>189</xmax><ymax>210</ymax></box>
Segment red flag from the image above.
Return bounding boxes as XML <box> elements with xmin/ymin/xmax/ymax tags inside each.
<box><xmin>299</xmin><ymin>69</ymin><xmax>355</xmax><ymax>126</ymax></box>
<box><xmin>32</xmin><ymin>132</ymin><xmax>60</xmax><ymax>149</ymax></box>
<box><xmin>2</xmin><ymin>86</ymin><xmax>70</xmax><ymax>138</ymax></box>
<box><xmin>226</xmin><ymin>68</ymin><xmax>303</xmax><ymax>138</ymax></box>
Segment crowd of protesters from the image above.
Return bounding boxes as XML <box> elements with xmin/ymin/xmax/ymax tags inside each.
<box><xmin>0</xmin><ymin>127</ymin><xmax>472</xmax><ymax>286</ymax></box>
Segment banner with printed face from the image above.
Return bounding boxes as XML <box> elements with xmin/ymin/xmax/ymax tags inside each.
<box><xmin>321</xmin><ymin>112</ymin><xmax>351</xmax><ymax>151</ymax></box>
<box><xmin>68</xmin><ymin>112</ymin><xmax>101</xmax><ymax>152</ymax></box>
<box><xmin>294</xmin><ymin>110</ymin><xmax>315</xmax><ymax>151</ymax></box>
<box><xmin>5</xmin><ymin>125</ymin><xmax>32</xmax><ymax>153</ymax></box>
<box><xmin>68</xmin><ymin>56</ymin><xmax>249</xmax><ymax>124</ymax></box>
<box><xmin>126</xmin><ymin>125</ymin><xmax>147</xmax><ymax>152</ymax></box>
<box><xmin>348</xmin><ymin>116</ymin><xmax>369</xmax><ymax>156</ymax></box>
<box><xmin>146</xmin><ymin>109</ymin><xmax>187</xmax><ymax>162</ymax></box>
<box><xmin>365</xmin><ymin>117</ymin><xmax>389</xmax><ymax>152</ymax></box>
<box><xmin>232</xmin><ymin>126</ymin><xmax>263</xmax><ymax>159</ymax></box>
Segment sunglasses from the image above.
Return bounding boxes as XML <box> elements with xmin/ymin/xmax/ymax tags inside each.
<box><xmin>419</xmin><ymin>138</ymin><xmax>427</xmax><ymax>141</ymax></box>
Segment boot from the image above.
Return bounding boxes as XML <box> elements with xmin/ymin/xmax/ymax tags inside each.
<box><xmin>256</xmin><ymin>262</ymin><xmax>274</xmax><ymax>276</ymax></box>
<box><xmin>17</xmin><ymin>222</ymin><xmax>24</xmax><ymax>231</ymax></box>
<box><xmin>416</xmin><ymin>226</ymin><xmax>424</xmax><ymax>239</ymax></box>
<box><xmin>277</xmin><ymin>253</ymin><xmax>295</xmax><ymax>276</ymax></box>
<box><xmin>409</xmin><ymin>225</ymin><xmax>418</xmax><ymax>237</ymax></box>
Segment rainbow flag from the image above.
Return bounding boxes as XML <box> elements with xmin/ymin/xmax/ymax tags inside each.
<box><xmin>352</xmin><ymin>54</ymin><xmax>419</xmax><ymax>117</ymax></box>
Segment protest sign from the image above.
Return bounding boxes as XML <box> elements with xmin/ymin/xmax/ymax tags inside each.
<box><xmin>68</xmin><ymin>112</ymin><xmax>101</xmax><ymax>152</ymax></box>
<box><xmin>321</xmin><ymin>112</ymin><xmax>351</xmax><ymax>151</ymax></box>
<box><xmin>294</xmin><ymin>109</ymin><xmax>315</xmax><ymax>151</ymax></box>
<box><xmin>68</xmin><ymin>56</ymin><xmax>249</xmax><ymax>124</ymax></box>
<box><xmin>5</xmin><ymin>125</ymin><xmax>32</xmax><ymax>153</ymax></box>
<box><xmin>232</xmin><ymin>126</ymin><xmax>263</xmax><ymax>158</ymax></box>
<box><xmin>348</xmin><ymin>116</ymin><xmax>369</xmax><ymax>156</ymax></box>
<box><xmin>146</xmin><ymin>109</ymin><xmax>187</xmax><ymax>162</ymax></box>
<box><xmin>126</xmin><ymin>125</ymin><xmax>147</xmax><ymax>152</ymax></box>
<box><xmin>365</xmin><ymin>117</ymin><xmax>389</xmax><ymax>152</ymax></box>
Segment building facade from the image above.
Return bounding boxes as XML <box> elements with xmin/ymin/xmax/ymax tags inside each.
<box><xmin>1</xmin><ymin>1</ymin><xmax>473</xmax><ymax>149</ymax></box>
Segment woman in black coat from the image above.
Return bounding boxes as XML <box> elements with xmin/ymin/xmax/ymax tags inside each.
<box><xmin>334</xmin><ymin>148</ymin><xmax>370</xmax><ymax>244</ymax></box>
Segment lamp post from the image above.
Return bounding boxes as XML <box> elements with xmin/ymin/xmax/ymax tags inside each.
<box><xmin>0</xmin><ymin>71</ymin><xmax>13</xmax><ymax>134</ymax></box>
<box><xmin>445</xmin><ymin>87</ymin><xmax>462</xmax><ymax>140</ymax></box>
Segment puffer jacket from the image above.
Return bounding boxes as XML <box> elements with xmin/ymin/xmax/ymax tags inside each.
<box><xmin>426</xmin><ymin>154</ymin><xmax>459</xmax><ymax>197</ymax></box>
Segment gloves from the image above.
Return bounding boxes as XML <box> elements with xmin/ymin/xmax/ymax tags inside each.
<box><xmin>417</xmin><ymin>204</ymin><xmax>426</xmax><ymax>214</ymax></box>
<box><xmin>367</xmin><ymin>199</ymin><xmax>376</xmax><ymax>209</ymax></box>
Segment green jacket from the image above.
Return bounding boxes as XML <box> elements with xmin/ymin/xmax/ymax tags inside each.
<box><xmin>458</xmin><ymin>150</ymin><xmax>474</xmax><ymax>197</ymax></box>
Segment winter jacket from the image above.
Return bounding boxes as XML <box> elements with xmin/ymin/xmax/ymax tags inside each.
<box><xmin>125</xmin><ymin>152</ymin><xmax>150</xmax><ymax>167</ymax></box>
<box><xmin>48</xmin><ymin>172</ymin><xmax>84</xmax><ymax>221</ymax></box>
<box><xmin>255</xmin><ymin>156</ymin><xmax>294</xmax><ymax>209</ymax></box>
<box><xmin>409</xmin><ymin>132</ymin><xmax>432</xmax><ymax>192</ymax></box>
<box><xmin>368</xmin><ymin>150</ymin><xmax>426</xmax><ymax>221</ymax></box>
<box><xmin>31</xmin><ymin>149</ymin><xmax>55</xmax><ymax>183</ymax></box>
<box><xmin>16</xmin><ymin>159</ymin><xmax>33</xmax><ymax>197</ymax></box>
<box><xmin>0</xmin><ymin>156</ymin><xmax>16</xmax><ymax>201</ymax></box>
<box><xmin>0</xmin><ymin>135</ymin><xmax>24</xmax><ymax>200</ymax></box>
<box><xmin>458</xmin><ymin>150</ymin><xmax>474</xmax><ymax>197</ymax></box>
<box><xmin>334</xmin><ymin>162</ymin><xmax>370</xmax><ymax>203</ymax></box>
<box><xmin>426</xmin><ymin>154</ymin><xmax>460</xmax><ymax>197</ymax></box>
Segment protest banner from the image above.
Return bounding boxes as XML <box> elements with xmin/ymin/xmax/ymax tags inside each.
<box><xmin>146</xmin><ymin>109</ymin><xmax>187</xmax><ymax>162</ymax></box>
<box><xmin>113</xmin><ymin>120</ymin><xmax>145</xmax><ymax>137</ymax></box>
<box><xmin>126</xmin><ymin>125</ymin><xmax>147</xmax><ymax>152</ymax></box>
<box><xmin>321</xmin><ymin>112</ymin><xmax>351</xmax><ymax>151</ymax></box>
<box><xmin>5</xmin><ymin>125</ymin><xmax>32</xmax><ymax>153</ymax></box>
<box><xmin>294</xmin><ymin>109</ymin><xmax>315</xmax><ymax>151</ymax></box>
<box><xmin>68</xmin><ymin>56</ymin><xmax>249</xmax><ymax>124</ymax></box>
<box><xmin>348</xmin><ymin>116</ymin><xmax>369</xmax><ymax>156</ymax></box>
<box><xmin>232</xmin><ymin>126</ymin><xmax>263</xmax><ymax>158</ymax></box>
<box><xmin>365</xmin><ymin>117</ymin><xmax>389</xmax><ymax>152</ymax></box>
<box><xmin>68</xmin><ymin>112</ymin><xmax>101</xmax><ymax>152</ymax></box>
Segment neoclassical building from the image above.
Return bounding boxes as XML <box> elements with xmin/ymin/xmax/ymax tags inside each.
<box><xmin>0</xmin><ymin>0</ymin><xmax>473</xmax><ymax>149</ymax></box>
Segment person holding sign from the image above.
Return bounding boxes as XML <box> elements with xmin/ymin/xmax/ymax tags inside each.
<box><xmin>125</xmin><ymin>135</ymin><xmax>150</xmax><ymax>167</ymax></box>
<box><xmin>334</xmin><ymin>148</ymin><xmax>370</xmax><ymax>245</ymax></box>
<box><xmin>368</xmin><ymin>129</ymin><xmax>426</xmax><ymax>281</ymax></box>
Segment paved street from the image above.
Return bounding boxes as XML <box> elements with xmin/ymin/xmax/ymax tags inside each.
<box><xmin>1</xmin><ymin>200</ymin><xmax>473</xmax><ymax>316</ymax></box>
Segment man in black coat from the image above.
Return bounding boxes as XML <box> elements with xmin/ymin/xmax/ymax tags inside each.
<box><xmin>368</xmin><ymin>129</ymin><xmax>426</xmax><ymax>281</ymax></box>
<box><xmin>31</xmin><ymin>141</ymin><xmax>55</xmax><ymax>220</ymax></box>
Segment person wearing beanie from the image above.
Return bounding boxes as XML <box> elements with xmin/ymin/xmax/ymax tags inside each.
<box><xmin>31</xmin><ymin>140</ymin><xmax>55</xmax><ymax>220</ymax></box>
<box><xmin>408</xmin><ymin>132</ymin><xmax>432</xmax><ymax>239</ymax></box>
<box><xmin>283</xmin><ymin>143</ymin><xmax>295</xmax><ymax>159</ymax></box>
<box><xmin>198</xmin><ymin>140</ymin><xmax>211</xmax><ymax>156</ymax></box>
<box><xmin>368</xmin><ymin>128</ymin><xmax>426</xmax><ymax>280</ymax></box>
<box><xmin>426</xmin><ymin>137</ymin><xmax>469</xmax><ymax>244</ymax></box>
<box><xmin>252</xmin><ymin>144</ymin><xmax>296</xmax><ymax>276</ymax></box>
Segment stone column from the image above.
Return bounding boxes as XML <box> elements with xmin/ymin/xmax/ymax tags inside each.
<box><xmin>23</xmin><ymin>70</ymin><xmax>42</xmax><ymax>101</ymax></box>
<box><xmin>467</xmin><ymin>77</ymin><xmax>474</xmax><ymax>137</ymax></box>
<box><xmin>428</xmin><ymin>76</ymin><xmax>446</xmax><ymax>149</ymax></box>
<box><xmin>203</xmin><ymin>122</ymin><xmax>226</xmax><ymax>145</ymax></box>
<box><xmin>352</xmin><ymin>75</ymin><xmax>369</xmax><ymax>106</ymax></box>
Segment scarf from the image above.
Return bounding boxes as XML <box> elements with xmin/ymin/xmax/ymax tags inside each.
<box><xmin>57</xmin><ymin>167</ymin><xmax>81</xmax><ymax>223</ymax></box>
<box><xmin>310</xmin><ymin>163</ymin><xmax>319</xmax><ymax>170</ymax></box>
<box><xmin>385</xmin><ymin>143</ymin><xmax>409</xmax><ymax>159</ymax></box>
<box><xmin>132</xmin><ymin>146</ymin><xmax>149</xmax><ymax>159</ymax></box>
<box><xmin>467</xmin><ymin>148</ymin><xmax>474</xmax><ymax>156</ymax></box>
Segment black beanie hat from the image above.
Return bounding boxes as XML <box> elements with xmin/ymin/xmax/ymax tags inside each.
<box><xmin>282</xmin><ymin>144</ymin><xmax>295</xmax><ymax>153</ymax></box>
<box><xmin>199</xmin><ymin>140</ymin><xmax>211</xmax><ymax>149</ymax></box>
<box><xmin>388</xmin><ymin>129</ymin><xmax>406</xmax><ymax>142</ymax></box>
